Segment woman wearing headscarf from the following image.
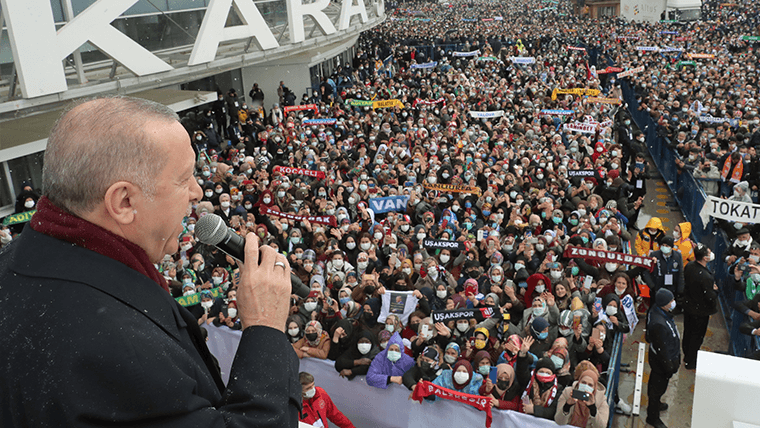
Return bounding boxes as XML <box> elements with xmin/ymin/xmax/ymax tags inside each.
<box><xmin>286</xmin><ymin>315</ymin><xmax>305</xmax><ymax>344</ymax></box>
<box><xmin>335</xmin><ymin>330</ymin><xmax>380</xmax><ymax>380</ymax></box>
<box><xmin>482</xmin><ymin>363</ymin><xmax>523</xmax><ymax>410</ymax></box>
<box><xmin>441</xmin><ymin>342</ymin><xmax>461</xmax><ymax>370</ymax></box>
<box><xmin>496</xmin><ymin>334</ymin><xmax>523</xmax><ymax>368</ymax></box>
<box><xmin>431</xmin><ymin>359</ymin><xmax>484</xmax><ymax>396</ymax></box>
<box><xmin>402</xmin><ymin>346</ymin><xmax>442</xmax><ymax>392</ymax></box>
<box><xmin>601</xmin><ymin>293</ymin><xmax>630</xmax><ymax>335</ymax></box>
<box><xmin>327</xmin><ymin>318</ymin><xmax>357</xmax><ymax>361</ymax></box>
<box><xmin>366</xmin><ymin>332</ymin><xmax>415</xmax><ymax>389</ymax></box>
<box><xmin>555</xmin><ymin>369</ymin><xmax>609</xmax><ymax>428</ymax></box>
<box><xmin>292</xmin><ymin>320</ymin><xmax>331</xmax><ymax>359</ymax></box>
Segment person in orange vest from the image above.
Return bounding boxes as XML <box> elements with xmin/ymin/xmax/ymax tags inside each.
<box><xmin>299</xmin><ymin>372</ymin><xmax>356</xmax><ymax>428</ymax></box>
<box><xmin>634</xmin><ymin>217</ymin><xmax>665</xmax><ymax>257</ymax></box>
<box><xmin>720</xmin><ymin>151</ymin><xmax>744</xmax><ymax>198</ymax></box>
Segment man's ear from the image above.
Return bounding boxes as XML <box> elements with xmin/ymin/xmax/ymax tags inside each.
<box><xmin>104</xmin><ymin>181</ymin><xmax>140</xmax><ymax>225</ymax></box>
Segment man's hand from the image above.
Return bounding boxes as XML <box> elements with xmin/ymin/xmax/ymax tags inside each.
<box><xmin>237</xmin><ymin>233</ymin><xmax>292</xmax><ymax>332</ymax></box>
<box><xmin>520</xmin><ymin>336</ymin><xmax>534</xmax><ymax>356</ymax></box>
<box><xmin>339</xmin><ymin>369</ymin><xmax>353</xmax><ymax>378</ymax></box>
<box><xmin>390</xmin><ymin>376</ymin><xmax>403</xmax><ymax>385</ymax></box>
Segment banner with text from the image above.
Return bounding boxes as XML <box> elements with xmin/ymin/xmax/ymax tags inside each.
<box><xmin>699</xmin><ymin>196</ymin><xmax>760</xmax><ymax>227</ymax></box>
<box><xmin>369</xmin><ymin>195</ymin><xmax>410</xmax><ymax>213</ymax></box>
<box><xmin>422</xmin><ymin>238</ymin><xmax>466</xmax><ymax>251</ymax></box>
<box><xmin>562</xmin><ymin>246</ymin><xmax>655</xmax><ymax>271</ymax></box>
<box><xmin>262</xmin><ymin>206</ymin><xmax>337</xmax><ymax>226</ymax></box>
<box><xmin>273</xmin><ymin>165</ymin><xmax>325</xmax><ymax>179</ymax></box>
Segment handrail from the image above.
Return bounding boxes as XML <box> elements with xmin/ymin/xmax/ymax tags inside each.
<box><xmin>605</xmin><ymin>331</ymin><xmax>624</xmax><ymax>427</ymax></box>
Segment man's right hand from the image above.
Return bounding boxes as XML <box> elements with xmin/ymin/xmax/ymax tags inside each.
<box><xmin>237</xmin><ymin>233</ymin><xmax>292</xmax><ymax>332</ymax></box>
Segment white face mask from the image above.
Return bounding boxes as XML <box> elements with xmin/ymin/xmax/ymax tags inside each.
<box><xmin>263</xmin><ymin>197</ymin><xmax>271</xmax><ymax>204</ymax></box>
<box><xmin>491</xmin><ymin>275</ymin><xmax>502</xmax><ymax>283</ymax></box>
<box><xmin>385</xmin><ymin>324</ymin><xmax>395</xmax><ymax>333</ymax></box>
<box><xmin>605</xmin><ymin>263</ymin><xmax>618</xmax><ymax>272</ymax></box>
<box><xmin>456</xmin><ymin>322</ymin><xmax>469</xmax><ymax>332</ymax></box>
<box><xmin>605</xmin><ymin>305</ymin><xmax>617</xmax><ymax>316</ymax></box>
<box><xmin>221</xmin><ymin>201</ymin><xmax>230</xmax><ymax>208</ymax></box>
<box><xmin>358</xmin><ymin>343</ymin><xmax>372</xmax><ymax>354</ymax></box>
<box><xmin>436</xmin><ymin>290</ymin><xmax>447</xmax><ymax>299</ymax></box>
<box><xmin>201</xmin><ymin>301</ymin><xmax>213</xmax><ymax>310</ymax></box>
<box><xmin>304</xmin><ymin>301</ymin><xmax>318</xmax><ymax>312</ymax></box>
<box><xmin>615</xmin><ymin>287</ymin><xmax>625</xmax><ymax>296</ymax></box>
<box><xmin>346</xmin><ymin>242</ymin><xmax>356</xmax><ymax>250</ymax></box>
<box><xmin>444</xmin><ymin>354</ymin><xmax>457</xmax><ymax>364</ymax></box>
<box><xmin>428</xmin><ymin>269</ymin><xmax>439</xmax><ymax>280</ymax></box>
<box><xmin>550</xmin><ymin>270</ymin><xmax>562</xmax><ymax>280</ymax></box>
<box><xmin>401</xmin><ymin>224</ymin><xmax>410</xmax><ymax>232</ymax></box>
<box><xmin>360</xmin><ymin>242</ymin><xmax>372</xmax><ymax>251</ymax></box>
<box><xmin>577</xmin><ymin>383</ymin><xmax>594</xmax><ymax>394</ymax></box>
<box><xmin>24</xmin><ymin>201</ymin><xmax>35</xmax><ymax>209</ymax></box>
<box><xmin>417</xmin><ymin>233</ymin><xmax>427</xmax><ymax>240</ymax></box>
<box><xmin>535</xmin><ymin>285</ymin><xmax>546</xmax><ymax>294</ymax></box>
<box><xmin>402</xmin><ymin>267</ymin><xmax>412</xmax><ymax>275</ymax></box>
<box><xmin>453</xmin><ymin>371</ymin><xmax>470</xmax><ymax>384</ymax></box>
<box><xmin>357</xmin><ymin>261</ymin><xmax>368</xmax><ymax>270</ymax></box>
<box><xmin>288</xmin><ymin>328</ymin><xmax>300</xmax><ymax>337</ymax></box>
<box><xmin>304</xmin><ymin>388</ymin><xmax>316</xmax><ymax>399</ymax></box>
<box><xmin>332</xmin><ymin>259</ymin><xmax>344</xmax><ymax>269</ymax></box>
<box><xmin>440</xmin><ymin>254</ymin><xmax>450</xmax><ymax>264</ymax></box>
<box><xmin>374</xmin><ymin>232</ymin><xmax>383</xmax><ymax>241</ymax></box>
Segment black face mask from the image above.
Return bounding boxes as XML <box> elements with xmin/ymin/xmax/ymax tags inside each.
<box><xmin>468</xmin><ymin>270</ymin><xmax>480</xmax><ymax>279</ymax></box>
<box><xmin>305</xmin><ymin>332</ymin><xmax>318</xmax><ymax>341</ymax></box>
<box><xmin>333</xmin><ymin>280</ymin><xmax>344</xmax><ymax>289</ymax></box>
<box><xmin>497</xmin><ymin>380</ymin><xmax>510</xmax><ymax>390</ymax></box>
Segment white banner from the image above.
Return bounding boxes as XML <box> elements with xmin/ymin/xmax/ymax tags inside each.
<box><xmin>469</xmin><ymin>110</ymin><xmax>505</xmax><ymax>118</ymax></box>
<box><xmin>621</xmin><ymin>295</ymin><xmax>639</xmax><ymax>333</ymax></box>
<box><xmin>378</xmin><ymin>290</ymin><xmax>419</xmax><ymax>325</ymax></box>
<box><xmin>205</xmin><ymin>324</ymin><xmax>574</xmax><ymax>428</ymax></box>
<box><xmin>563</xmin><ymin>122</ymin><xmax>598</xmax><ymax>134</ymax></box>
<box><xmin>699</xmin><ymin>196</ymin><xmax>760</xmax><ymax>228</ymax></box>
<box><xmin>617</xmin><ymin>66</ymin><xmax>646</xmax><ymax>78</ymax></box>
<box><xmin>510</xmin><ymin>56</ymin><xmax>536</xmax><ymax>64</ymax></box>
<box><xmin>452</xmin><ymin>50</ymin><xmax>480</xmax><ymax>57</ymax></box>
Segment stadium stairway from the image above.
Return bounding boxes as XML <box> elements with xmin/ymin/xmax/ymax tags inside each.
<box><xmin>611</xmin><ymin>153</ymin><xmax>730</xmax><ymax>428</ymax></box>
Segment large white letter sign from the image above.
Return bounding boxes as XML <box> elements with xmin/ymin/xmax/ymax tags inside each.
<box><xmin>56</xmin><ymin>0</ymin><xmax>172</xmax><ymax>75</ymax></box>
<box><xmin>189</xmin><ymin>0</ymin><xmax>279</xmax><ymax>66</ymax></box>
<box><xmin>0</xmin><ymin>0</ymin><xmax>67</xmax><ymax>98</ymax></box>
<box><xmin>338</xmin><ymin>0</ymin><xmax>369</xmax><ymax>30</ymax></box>
<box><xmin>287</xmin><ymin>0</ymin><xmax>337</xmax><ymax>44</ymax></box>
<box><xmin>376</xmin><ymin>0</ymin><xmax>385</xmax><ymax>18</ymax></box>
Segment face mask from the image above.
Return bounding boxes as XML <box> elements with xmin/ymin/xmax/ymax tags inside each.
<box><xmin>550</xmin><ymin>355</ymin><xmax>564</xmax><ymax>370</ymax></box>
<box><xmin>429</xmin><ymin>269</ymin><xmax>439</xmax><ymax>280</ymax></box>
<box><xmin>661</xmin><ymin>246</ymin><xmax>672</xmax><ymax>255</ymax></box>
<box><xmin>402</xmin><ymin>267</ymin><xmax>412</xmax><ymax>276</ymax></box>
<box><xmin>440</xmin><ymin>254</ymin><xmax>450</xmax><ymax>264</ymax></box>
<box><xmin>387</xmin><ymin>350</ymin><xmax>402</xmax><ymax>362</ymax></box>
<box><xmin>357</xmin><ymin>261</ymin><xmax>368</xmax><ymax>270</ymax></box>
<box><xmin>263</xmin><ymin>197</ymin><xmax>272</xmax><ymax>204</ymax></box>
<box><xmin>333</xmin><ymin>259</ymin><xmax>344</xmax><ymax>269</ymax></box>
<box><xmin>183</xmin><ymin>289</ymin><xmax>195</xmax><ymax>296</ymax></box>
<box><xmin>340</xmin><ymin>308</ymin><xmax>348</xmax><ymax>318</ymax></box>
<box><xmin>205</xmin><ymin>191</ymin><xmax>213</xmax><ymax>198</ymax></box>
<box><xmin>491</xmin><ymin>275</ymin><xmax>502</xmax><ymax>283</ymax></box>
<box><xmin>599</xmin><ymin>331</ymin><xmax>606</xmax><ymax>341</ymax></box>
<box><xmin>277</xmin><ymin>191</ymin><xmax>286</xmax><ymax>198</ymax></box>
<box><xmin>550</xmin><ymin>270</ymin><xmax>562</xmax><ymax>280</ymax></box>
<box><xmin>453</xmin><ymin>371</ymin><xmax>470</xmax><ymax>384</ymax></box>
<box><xmin>605</xmin><ymin>263</ymin><xmax>618</xmax><ymax>272</ymax></box>
<box><xmin>750</xmin><ymin>255</ymin><xmax>760</xmax><ymax>264</ymax></box>
<box><xmin>417</xmin><ymin>232</ymin><xmax>427</xmax><ymax>240</ymax></box>
<box><xmin>474</xmin><ymin>339</ymin><xmax>487</xmax><ymax>350</ymax></box>
<box><xmin>346</xmin><ymin>242</ymin><xmax>356</xmax><ymax>250</ymax></box>
<box><xmin>385</xmin><ymin>324</ymin><xmax>395</xmax><ymax>333</ymax></box>
<box><xmin>304</xmin><ymin>387</ymin><xmax>316</xmax><ymax>399</ymax></box>
<box><xmin>360</xmin><ymin>242</ymin><xmax>372</xmax><ymax>251</ymax></box>
<box><xmin>436</xmin><ymin>290</ymin><xmax>447</xmax><ymax>299</ymax></box>
<box><xmin>358</xmin><ymin>343</ymin><xmax>372</xmax><ymax>354</ymax></box>
<box><xmin>577</xmin><ymin>382</ymin><xmax>594</xmax><ymax>395</ymax></box>
<box><xmin>606</xmin><ymin>305</ymin><xmax>618</xmax><ymax>316</ymax></box>
<box><xmin>478</xmin><ymin>365</ymin><xmax>491</xmax><ymax>376</ymax></box>
<box><xmin>560</xmin><ymin>327</ymin><xmax>573</xmax><ymax>337</ymax></box>
<box><xmin>533</xmin><ymin>305</ymin><xmax>547</xmax><ymax>316</ymax></box>
<box><xmin>400</xmin><ymin>224</ymin><xmax>410</xmax><ymax>232</ymax></box>
<box><xmin>514</xmin><ymin>263</ymin><xmax>525</xmax><ymax>271</ymax></box>
<box><xmin>288</xmin><ymin>328</ymin><xmax>300</xmax><ymax>337</ymax></box>
<box><xmin>304</xmin><ymin>302</ymin><xmax>318</xmax><ymax>312</ymax></box>
<box><xmin>536</xmin><ymin>372</ymin><xmax>555</xmax><ymax>383</ymax></box>
<box><xmin>221</xmin><ymin>201</ymin><xmax>231</xmax><ymax>209</ymax></box>
<box><xmin>535</xmin><ymin>285</ymin><xmax>546</xmax><ymax>294</ymax></box>
<box><xmin>305</xmin><ymin>332</ymin><xmax>318</xmax><ymax>342</ymax></box>
<box><xmin>444</xmin><ymin>354</ymin><xmax>457</xmax><ymax>364</ymax></box>
<box><xmin>581</xmin><ymin>237</ymin><xmax>589</xmax><ymax>245</ymax></box>
<box><xmin>707</xmin><ymin>252</ymin><xmax>715</xmax><ymax>262</ymax></box>
<box><xmin>456</xmin><ymin>322</ymin><xmax>469</xmax><ymax>332</ymax></box>
<box><xmin>535</xmin><ymin>244</ymin><xmax>545</xmax><ymax>252</ymax></box>
<box><xmin>212</xmin><ymin>276</ymin><xmax>223</xmax><ymax>285</ymax></box>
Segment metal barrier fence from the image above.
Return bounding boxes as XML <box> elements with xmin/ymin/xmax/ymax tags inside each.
<box><xmin>605</xmin><ymin>332</ymin><xmax>624</xmax><ymax>428</ymax></box>
<box><xmin>620</xmin><ymin>81</ymin><xmax>757</xmax><ymax>358</ymax></box>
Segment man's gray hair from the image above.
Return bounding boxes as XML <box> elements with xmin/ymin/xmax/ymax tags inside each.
<box><xmin>43</xmin><ymin>96</ymin><xmax>180</xmax><ymax>215</ymax></box>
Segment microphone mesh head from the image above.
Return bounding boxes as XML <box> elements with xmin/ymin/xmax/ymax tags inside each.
<box><xmin>194</xmin><ymin>214</ymin><xmax>227</xmax><ymax>246</ymax></box>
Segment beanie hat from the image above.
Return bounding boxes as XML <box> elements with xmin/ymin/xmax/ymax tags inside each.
<box><xmin>655</xmin><ymin>288</ymin><xmax>674</xmax><ymax>307</ymax></box>
<box><xmin>660</xmin><ymin>236</ymin><xmax>675</xmax><ymax>247</ymax></box>
<box><xmin>531</xmin><ymin>316</ymin><xmax>549</xmax><ymax>336</ymax></box>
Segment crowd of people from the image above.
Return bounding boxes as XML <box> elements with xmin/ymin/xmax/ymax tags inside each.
<box><xmin>2</xmin><ymin>0</ymin><xmax>760</xmax><ymax>427</ymax></box>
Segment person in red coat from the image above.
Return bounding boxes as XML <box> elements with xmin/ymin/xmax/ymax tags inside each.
<box><xmin>299</xmin><ymin>372</ymin><xmax>356</xmax><ymax>428</ymax></box>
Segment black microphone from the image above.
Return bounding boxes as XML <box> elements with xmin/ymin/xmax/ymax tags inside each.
<box><xmin>194</xmin><ymin>214</ymin><xmax>310</xmax><ymax>298</ymax></box>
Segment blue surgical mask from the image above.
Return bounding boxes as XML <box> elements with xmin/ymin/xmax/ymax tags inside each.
<box><xmin>482</xmin><ymin>210</ymin><xmax>491</xmax><ymax>217</ymax></box>
<box><xmin>550</xmin><ymin>355</ymin><xmax>564</xmax><ymax>369</ymax></box>
<box><xmin>339</xmin><ymin>297</ymin><xmax>351</xmax><ymax>306</ymax></box>
<box><xmin>571</xmin><ymin>266</ymin><xmax>580</xmax><ymax>276</ymax></box>
<box><xmin>478</xmin><ymin>365</ymin><xmax>491</xmax><ymax>376</ymax></box>
<box><xmin>537</xmin><ymin>331</ymin><xmax>548</xmax><ymax>340</ymax></box>
<box><xmin>387</xmin><ymin>350</ymin><xmax>402</xmax><ymax>362</ymax></box>
<box><xmin>581</xmin><ymin>236</ymin><xmax>589</xmax><ymax>244</ymax></box>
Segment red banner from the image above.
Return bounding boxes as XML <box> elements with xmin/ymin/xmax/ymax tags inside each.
<box><xmin>284</xmin><ymin>104</ymin><xmax>318</xmax><ymax>114</ymax></box>
<box><xmin>411</xmin><ymin>380</ymin><xmax>492</xmax><ymax>428</ymax></box>
<box><xmin>262</xmin><ymin>206</ymin><xmax>337</xmax><ymax>227</ymax></box>
<box><xmin>596</xmin><ymin>66</ymin><xmax>624</xmax><ymax>74</ymax></box>
<box><xmin>562</xmin><ymin>246</ymin><xmax>655</xmax><ymax>272</ymax></box>
<box><xmin>273</xmin><ymin>165</ymin><xmax>325</xmax><ymax>179</ymax></box>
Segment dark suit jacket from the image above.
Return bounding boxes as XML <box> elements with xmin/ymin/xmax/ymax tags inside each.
<box><xmin>0</xmin><ymin>229</ymin><xmax>301</xmax><ymax>427</ymax></box>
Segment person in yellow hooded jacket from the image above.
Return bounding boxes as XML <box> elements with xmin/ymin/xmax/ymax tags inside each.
<box><xmin>635</xmin><ymin>217</ymin><xmax>665</xmax><ymax>257</ymax></box>
<box><xmin>673</xmin><ymin>222</ymin><xmax>695</xmax><ymax>265</ymax></box>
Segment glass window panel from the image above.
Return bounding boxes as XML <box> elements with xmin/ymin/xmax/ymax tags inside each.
<box><xmin>7</xmin><ymin>152</ymin><xmax>45</xmax><ymax>199</ymax></box>
<box><xmin>72</xmin><ymin>0</ymin><xmax>96</xmax><ymax>16</ymax></box>
<box><xmin>168</xmin><ymin>0</ymin><xmax>207</xmax><ymax>11</ymax></box>
<box><xmin>50</xmin><ymin>0</ymin><xmax>65</xmax><ymax>22</ymax></box>
<box><xmin>125</xmin><ymin>0</ymin><xmax>168</xmax><ymax>15</ymax></box>
<box><xmin>0</xmin><ymin>166</ymin><xmax>13</xmax><ymax>208</ymax></box>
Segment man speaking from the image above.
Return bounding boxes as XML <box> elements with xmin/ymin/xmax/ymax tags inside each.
<box><xmin>0</xmin><ymin>97</ymin><xmax>301</xmax><ymax>427</ymax></box>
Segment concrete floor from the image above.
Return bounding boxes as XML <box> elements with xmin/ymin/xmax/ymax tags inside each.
<box><xmin>610</xmin><ymin>159</ymin><xmax>731</xmax><ymax>428</ymax></box>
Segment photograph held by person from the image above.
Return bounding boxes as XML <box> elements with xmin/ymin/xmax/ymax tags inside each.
<box><xmin>0</xmin><ymin>96</ymin><xmax>301</xmax><ymax>427</ymax></box>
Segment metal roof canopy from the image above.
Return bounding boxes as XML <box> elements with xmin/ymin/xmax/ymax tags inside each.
<box><xmin>0</xmin><ymin>89</ymin><xmax>217</xmax><ymax>163</ymax></box>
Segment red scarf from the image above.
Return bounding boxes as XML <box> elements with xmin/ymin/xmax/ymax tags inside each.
<box><xmin>412</xmin><ymin>380</ymin><xmax>492</xmax><ymax>428</ymax></box>
<box><xmin>30</xmin><ymin>197</ymin><xmax>169</xmax><ymax>292</ymax></box>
